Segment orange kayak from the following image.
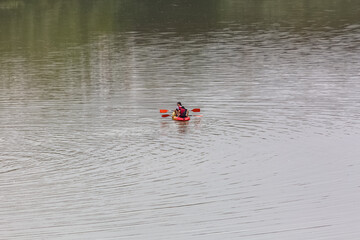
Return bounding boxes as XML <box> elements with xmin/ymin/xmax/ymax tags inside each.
<box><xmin>172</xmin><ymin>112</ymin><xmax>190</xmax><ymax>121</ymax></box>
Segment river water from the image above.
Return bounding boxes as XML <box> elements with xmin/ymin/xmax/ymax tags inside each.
<box><xmin>1</xmin><ymin>0</ymin><xmax>360</xmax><ymax>239</ymax></box>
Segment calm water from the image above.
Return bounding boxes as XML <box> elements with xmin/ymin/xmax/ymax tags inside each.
<box><xmin>1</xmin><ymin>0</ymin><xmax>360</xmax><ymax>239</ymax></box>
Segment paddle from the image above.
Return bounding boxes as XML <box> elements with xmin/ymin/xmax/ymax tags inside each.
<box><xmin>160</xmin><ymin>108</ymin><xmax>200</xmax><ymax>113</ymax></box>
<box><xmin>162</xmin><ymin>114</ymin><xmax>202</xmax><ymax>118</ymax></box>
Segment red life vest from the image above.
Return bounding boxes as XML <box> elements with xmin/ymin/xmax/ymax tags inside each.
<box><xmin>179</xmin><ymin>106</ymin><xmax>187</xmax><ymax>117</ymax></box>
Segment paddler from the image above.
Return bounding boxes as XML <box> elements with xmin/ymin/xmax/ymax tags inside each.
<box><xmin>175</xmin><ymin>102</ymin><xmax>189</xmax><ymax>118</ymax></box>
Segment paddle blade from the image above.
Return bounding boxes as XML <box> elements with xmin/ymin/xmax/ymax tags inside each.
<box><xmin>161</xmin><ymin>114</ymin><xmax>171</xmax><ymax>117</ymax></box>
<box><xmin>160</xmin><ymin>109</ymin><xmax>169</xmax><ymax>113</ymax></box>
<box><xmin>192</xmin><ymin>108</ymin><xmax>200</xmax><ymax>112</ymax></box>
<box><xmin>192</xmin><ymin>115</ymin><xmax>203</xmax><ymax>117</ymax></box>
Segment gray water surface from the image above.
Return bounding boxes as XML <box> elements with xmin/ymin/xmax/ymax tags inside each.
<box><xmin>1</xmin><ymin>0</ymin><xmax>360</xmax><ymax>239</ymax></box>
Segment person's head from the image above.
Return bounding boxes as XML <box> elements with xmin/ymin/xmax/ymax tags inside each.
<box><xmin>177</xmin><ymin>102</ymin><xmax>182</xmax><ymax>106</ymax></box>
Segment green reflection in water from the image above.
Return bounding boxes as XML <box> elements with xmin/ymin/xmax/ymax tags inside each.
<box><xmin>1</xmin><ymin>0</ymin><xmax>360</xmax><ymax>51</ymax></box>
<box><xmin>0</xmin><ymin>0</ymin><xmax>359</xmax><ymax>99</ymax></box>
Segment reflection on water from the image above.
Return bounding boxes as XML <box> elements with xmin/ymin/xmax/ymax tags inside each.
<box><xmin>1</xmin><ymin>0</ymin><xmax>360</xmax><ymax>239</ymax></box>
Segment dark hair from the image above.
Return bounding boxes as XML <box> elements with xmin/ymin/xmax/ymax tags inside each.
<box><xmin>177</xmin><ymin>102</ymin><xmax>182</xmax><ymax>105</ymax></box>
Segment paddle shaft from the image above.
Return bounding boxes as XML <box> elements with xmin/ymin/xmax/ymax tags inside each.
<box><xmin>162</xmin><ymin>114</ymin><xmax>202</xmax><ymax>118</ymax></box>
<box><xmin>160</xmin><ymin>108</ymin><xmax>200</xmax><ymax>113</ymax></box>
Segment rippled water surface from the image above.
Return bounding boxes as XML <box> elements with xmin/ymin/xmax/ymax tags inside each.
<box><xmin>1</xmin><ymin>0</ymin><xmax>360</xmax><ymax>239</ymax></box>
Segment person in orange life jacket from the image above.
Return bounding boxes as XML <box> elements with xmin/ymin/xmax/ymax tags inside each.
<box><xmin>175</xmin><ymin>102</ymin><xmax>188</xmax><ymax>118</ymax></box>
